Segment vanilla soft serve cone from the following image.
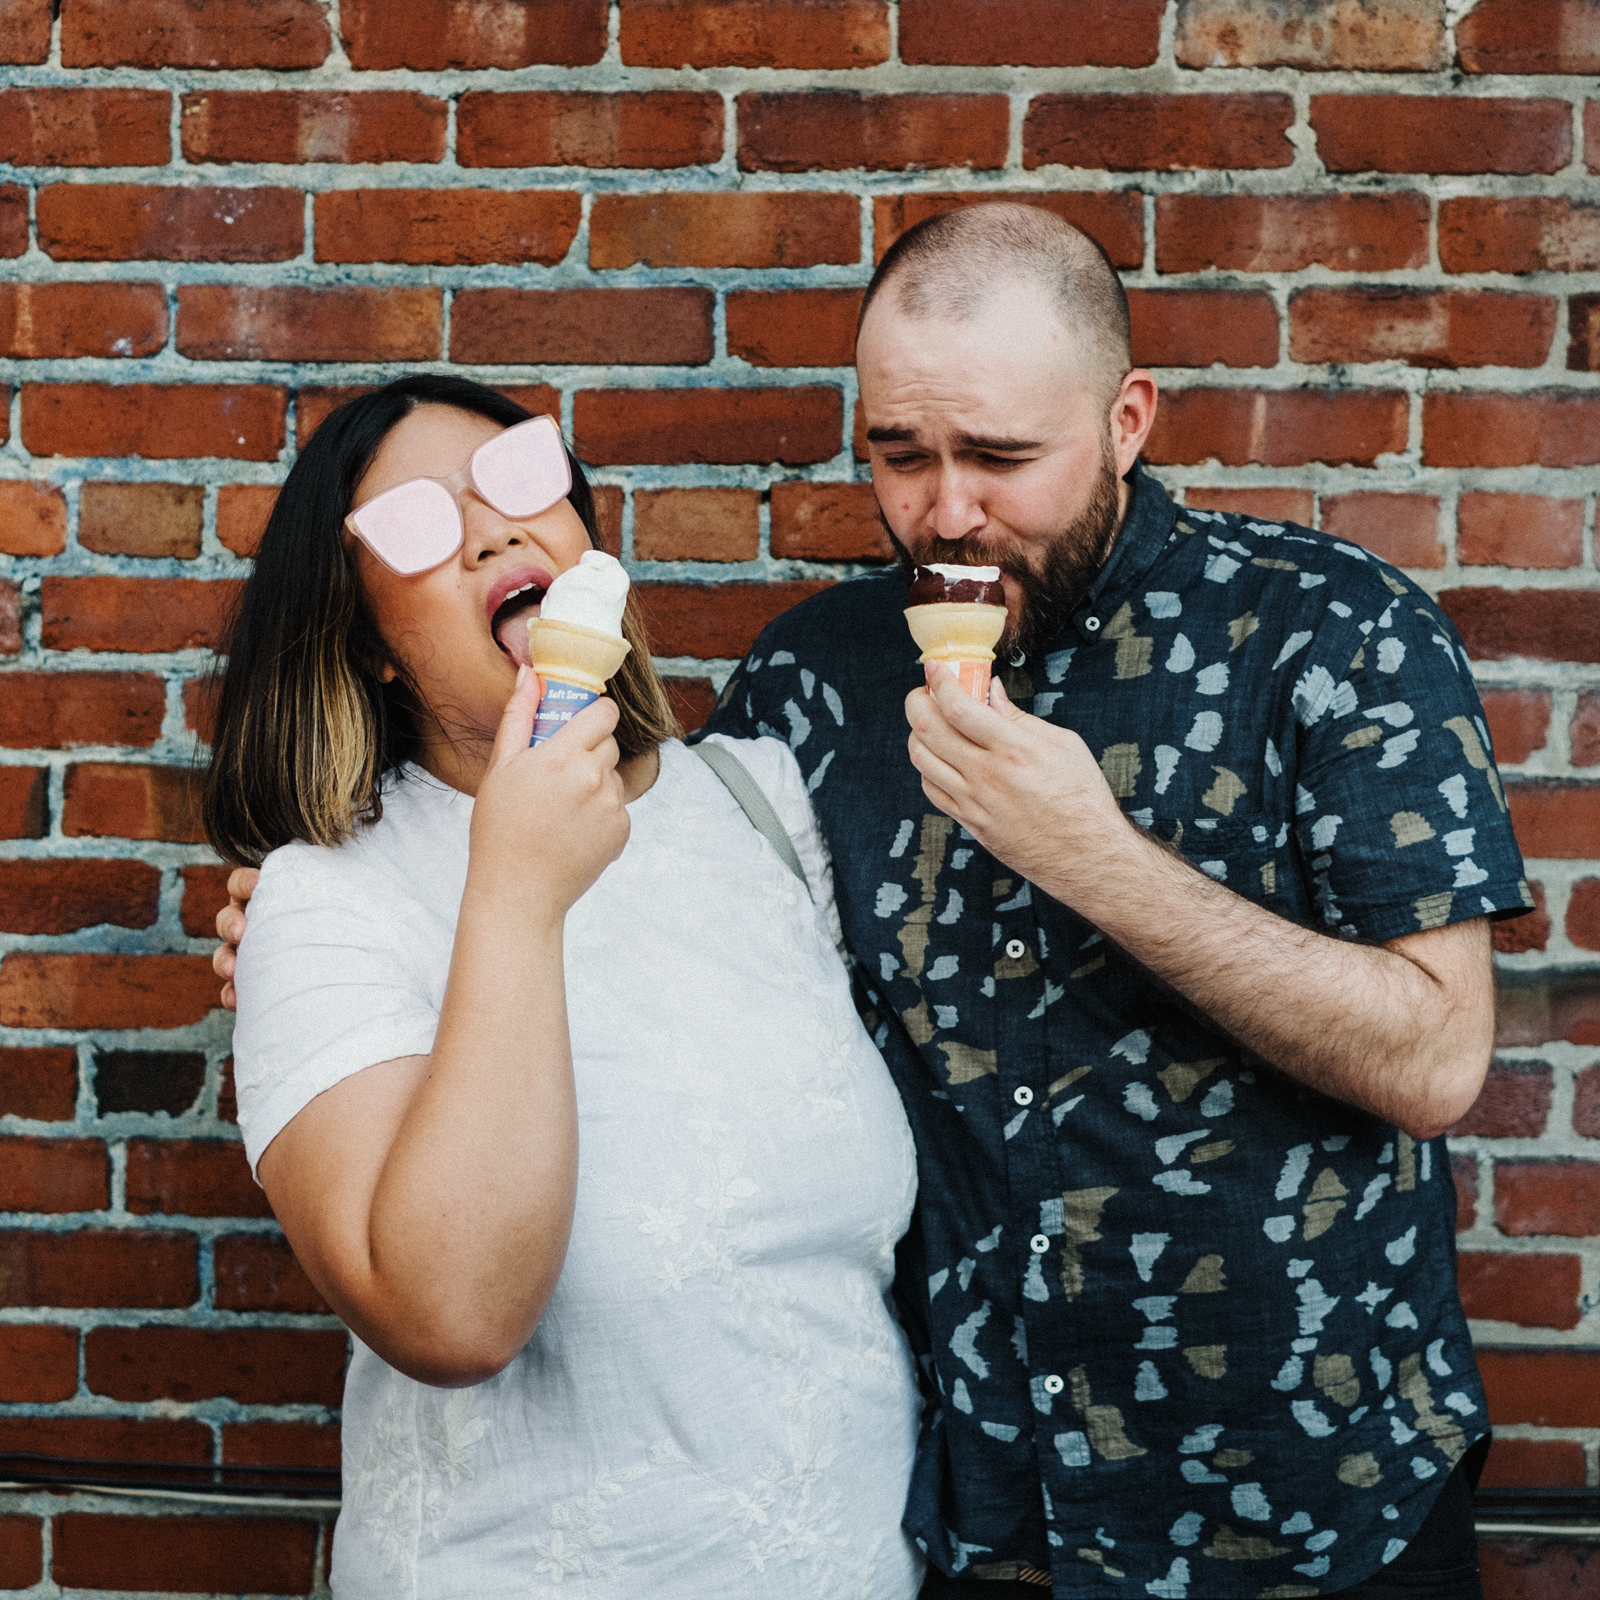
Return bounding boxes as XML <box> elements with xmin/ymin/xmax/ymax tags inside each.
<box><xmin>903</xmin><ymin>564</ymin><xmax>1008</xmax><ymax>701</ymax></box>
<box><xmin>526</xmin><ymin>550</ymin><xmax>632</xmax><ymax>745</ymax></box>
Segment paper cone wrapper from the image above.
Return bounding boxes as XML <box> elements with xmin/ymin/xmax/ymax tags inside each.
<box><xmin>525</xmin><ymin>617</ymin><xmax>631</xmax><ymax>745</ymax></box>
<box><xmin>904</xmin><ymin>601</ymin><xmax>1006</xmax><ymax>700</ymax></box>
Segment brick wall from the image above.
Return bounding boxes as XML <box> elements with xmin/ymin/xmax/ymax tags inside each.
<box><xmin>0</xmin><ymin>1</ymin><xmax>1596</xmax><ymax>1591</ymax></box>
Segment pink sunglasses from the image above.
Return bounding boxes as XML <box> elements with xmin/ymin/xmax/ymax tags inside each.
<box><xmin>345</xmin><ymin>414</ymin><xmax>573</xmax><ymax>576</ymax></box>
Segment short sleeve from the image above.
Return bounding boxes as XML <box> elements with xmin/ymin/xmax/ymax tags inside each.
<box><xmin>231</xmin><ymin>846</ymin><xmax>442</xmax><ymax>1177</ymax></box>
<box><xmin>1290</xmin><ymin>592</ymin><xmax>1530</xmax><ymax>943</ymax></box>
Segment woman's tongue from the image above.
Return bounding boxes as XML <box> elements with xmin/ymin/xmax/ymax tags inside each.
<box><xmin>493</xmin><ymin>598</ymin><xmax>541</xmax><ymax>668</ymax></box>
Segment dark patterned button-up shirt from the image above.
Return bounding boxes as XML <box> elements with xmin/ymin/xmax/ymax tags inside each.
<box><xmin>700</xmin><ymin>465</ymin><xmax>1529</xmax><ymax>1598</ymax></box>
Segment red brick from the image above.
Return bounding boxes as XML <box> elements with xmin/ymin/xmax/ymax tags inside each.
<box><xmin>620</xmin><ymin>0</ymin><xmax>888</xmax><ymax>67</ymax></box>
<box><xmin>1458</xmin><ymin>0</ymin><xmax>1600</xmax><ymax>74</ymax></box>
<box><xmin>51</xmin><ymin>1512</ymin><xmax>319</xmax><ymax>1594</ymax></box>
<box><xmin>214</xmin><ymin>1233</ymin><xmax>328</xmax><ymax>1313</ymax></box>
<box><xmin>79</xmin><ymin>483</ymin><xmax>203</xmax><ymax>560</ymax></box>
<box><xmin>0</xmin><ymin>0</ymin><xmax>49</xmax><ymax>63</ymax></box>
<box><xmin>0</xmin><ymin>89</ymin><xmax>168</xmax><ymax>167</ymax></box>
<box><xmin>177</xmin><ymin>286</ymin><xmax>441</xmax><ymax>364</ymax></box>
<box><xmin>1479</xmin><ymin>1439</ymin><xmax>1587</xmax><ymax>1488</ymax></box>
<box><xmin>592</xmin><ymin>485</ymin><xmax>623</xmax><ymax>559</ymax></box>
<box><xmin>38</xmin><ymin>184</ymin><xmax>303</xmax><ymax>263</ymax></box>
<box><xmin>1025</xmin><ymin>93</ymin><xmax>1295</xmax><ymax>172</ymax></box>
<box><xmin>0</xmin><ymin>481</ymin><xmax>65</xmax><ymax>555</ymax></box>
<box><xmin>87</xmin><ymin>1326</ymin><xmax>347</xmax><ymax>1405</ymax></box>
<box><xmin>0</xmin><ymin>282</ymin><xmax>167</xmax><ymax>363</ymax></box>
<box><xmin>1565</xmin><ymin>878</ymin><xmax>1600</xmax><ymax>951</ymax></box>
<box><xmin>0</xmin><ymin>1228</ymin><xmax>197</xmax><ymax>1307</ymax></box>
<box><xmin>1572</xmin><ymin>692</ymin><xmax>1600</xmax><ymax>767</ymax></box>
<box><xmin>591</xmin><ymin>193</ymin><xmax>859</xmax><ymax>269</ymax></box>
<box><xmin>739</xmin><ymin>92</ymin><xmax>1008</xmax><ymax>173</ymax></box>
<box><xmin>63</xmin><ymin>763</ymin><xmax>204</xmax><ymax>844</ymax></box>
<box><xmin>1440</xmin><ymin>197</ymin><xmax>1600</xmax><ymax>275</ymax></box>
<box><xmin>1441</xmin><ymin>591</ymin><xmax>1600</xmax><ymax>666</ymax></box>
<box><xmin>451</xmin><ymin>288</ymin><xmax>712</xmax><ymax>367</ymax></box>
<box><xmin>0</xmin><ymin>1136</ymin><xmax>107</xmax><ymax>1212</ymax></box>
<box><xmin>1489</xmin><ymin>877</ymin><xmax>1548</xmax><ymax>948</ymax></box>
<box><xmin>458</xmin><ymin>91</ymin><xmax>722</xmax><ymax>169</ymax></box>
<box><xmin>1313</xmin><ymin>95</ymin><xmax>1572</xmax><ymax>175</ymax></box>
<box><xmin>1129</xmin><ymin>289</ymin><xmax>1278</xmax><ymax>369</ymax></box>
<box><xmin>0</xmin><ymin>953</ymin><xmax>221</xmax><ymax>1030</ymax></box>
<box><xmin>575</xmin><ymin>387</ymin><xmax>842</xmax><ymax>466</ymax></box>
<box><xmin>1424</xmin><ymin>392</ymin><xmax>1600</xmax><ymax>469</ymax></box>
<box><xmin>0</xmin><ymin>583</ymin><xmax>18</xmax><ymax>656</ymax></box>
<box><xmin>1450</xmin><ymin>1061</ymin><xmax>1553</xmax><ymax>1138</ymax></box>
<box><xmin>0</xmin><ymin>672</ymin><xmax>166</xmax><ymax>750</ymax></box>
<box><xmin>1505</xmin><ymin>783</ymin><xmax>1600</xmax><ymax>858</ymax></box>
<box><xmin>633</xmin><ymin>489</ymin><xmax>760</xmax><ymax>562</ymax></box>
<box><xmin>222</xmin><ymin>1419</ymin><xmax>340</xmax><ymax>1470</ymax></box>
<box><xmin>218</xmin><ymin>1059</ymin><xmax>237</xmax><ymax>1124</ymax></box>
<box><xmin>1290</xmin><ymin>289</ymin><xmax>1556</xmax><ymax>369</ymax></box>
<box><xmin>295</xmin><ymin>384</ymin><xmax>375</xmax><ymax>449</ymax></box>
<box><xmin>0</xmin><ymin>1415</ymin><xmax>208</xmax><ymax>1477</ymax></box>
<box><xmin>1575</xmin><ymin>1064</ymin><xmax>1600</xmax><ymax>1136</ymax></box>
<box><xmin>726</xmin><ymin>288</ymin><xmax>861</xmax><ymax>369</ymax></box>
<box><xmin>0</xmin><ymin>769</ymin><xmax>48</xmax><ymax>841</ymax></box>
<box><xmin>875</xmin><ymin>193</ymin><xmax>1145</xmax><ymax>269</ymax></box>
<box><xmin>0</xmin><ymin>1047</ymin><xmax>77</xmax><ymax>1121</ymax></box>
<box><xmin>1479</xmin><ymin>1348</ymin><xmax>1600</xmax><ymax>1426</ymax></box>
<box><xmin>184</xmin><ymin>676</ymin><xmax>221</xmax><ymax>745</ymax></box>
<box><xmin>1569</xmin><ymin>293</ymin><xmax>1600</xmax><ymax>372</ymax></box>
<box><xmin>315</xmin><ymin>188</ymin><xmax>579</xmax><ymax>267</ymax></box>
<box><xmin>1495</xmin><ymin>1160</ymin><xmax>1600</xmax><ymax>1236</ymax></box>
<box><xmin>1453</xmin><ymin>1153</ymin><xmax>1477</xmax><ymax>1231</ymax></box>
<box><xmin>179</xmin><ymin>863</ymin><xmax>234</xmax><ymax>939</ymax></box>
<box><xmin>1495</xmin><ymin>975</ymin><xmax>1600</xmax><ymax>1048</ymax></box>
<box><xmin>341</xmin><ymin>0</ymin><xmax>606</xmax><ymax>68</ymax></box>
<box><xmin>24</xmin><ymin>383</ymin><xmax>285</xmax><ymax>461</ymax></box>
<box><xmin>217</xmin><ymin>484</ymin><xmax>276</xmax><ymax>558</ymax></box>
<box><xmin>770</xmin><ymin>481</ymin><xmax>892</xmax><ymax>562</ymax></box>
<box><xmin>634</xmin><ymin>580</ymin><xmax>832</xmax><ymax>659</ymax></box>
<box><xmin>1156</xmin><ymin>193</ymin><xmax>1430</xmax><ymax>275</ymax></box>
<box><xmin>43</xmin><ymin>577</ymin><xmax>241</xmax><ymax>654</ymax></box>
<box><xmin>1184</xmin><ymin>487</ymin><xmax>1314</xmax><ymax>525</ymax></box>
<box><xmin>126</xmin><ymin>1140</ymin><xmax>271</xmax><ymax>1219</ymax></box>
<box><xmin>0</xmin><ymin>184</ymin><xmax>24</xmax><ymax>258</ymax></box>
<box><xmin>180</xmin><ymin>89</ymin><xmax>446</xmax><ymax>165</ymax></box>
<box><xmin>1177</xmin><ymin>0</ymin><xmax>1445</xmax><ymax>68</ymax></box>
<box><xmin>0</xmin><ymin>1324</ymin><xmax>76</xmax><ymax>1403</ymax></box>
<box><xmin>63</xmin><ymin>0</ymin><xmax>329</xmax><ymax>66</ymax></box>
<box><xmin>1458</xmin><ymin>1250</ymin><xmax>1582</xmax><ymax>1329</ymax></box>
<box><xmin>663</xmin><ymin>677</ymin><xmax>718</xmax><ymax>734</ymax></box>
<box><xmin>1590</xmin><ymin>98</ymin><xmax>1600</xmax><ymax>175</ymax></box>
<box><xmin>1320</xmin><ymin>493</ymin><xmax>1442</xmax><ymax>569</ymax></box>
<box><xmin>1481</xmin><ymin>692</ymin><xmax>1553</xmax><ymax>768</ymax></box>
<box><xmin>0</xmin><ymin>859</ymin><xmax>160</xmax><ymax>935</ymax></box>
<box><xmin>902</xmin><ymin>0</ymin><xmax>1161</xmax><ymax>64</ymax></box>
<box><xmin>1146</xmin><ymin>388</ymin><xmax>1407</xmax><ymax>467</ymax></box>
<box><xmin>0</xmin><ymin>1513</ymin><xmax>39</xmax><ymax>1587</ymax></box>
<box><xmin>1459</xmin><ymin>494</ymin><xmax>1583</xmax><ymax>570</ymax></box>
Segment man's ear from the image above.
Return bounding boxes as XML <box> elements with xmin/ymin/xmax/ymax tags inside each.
<box><xmin>1111</xmin><ymin>370</ymin><xmax>1159</xmax><ymax>478</ymax></box>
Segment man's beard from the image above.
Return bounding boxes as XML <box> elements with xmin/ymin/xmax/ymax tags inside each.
<box><xmin>889</xmin><ymin>434</ymin><xmax>1123</xmax><ymax>659</ymax></box>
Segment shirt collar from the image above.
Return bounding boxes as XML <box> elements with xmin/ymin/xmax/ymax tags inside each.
<box><xmin>1067</xmin><ymin>462</ymin><xmax>1179</xmax><ymax>645</ymax></box>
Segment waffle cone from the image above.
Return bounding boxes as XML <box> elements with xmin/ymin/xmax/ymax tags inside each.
<box><xmin>525</xmin><ymin>617</ymin><xmax>631</xmax><ymax>694</ymax></box>
<box><xmin>903</xmin><ymin>601</ymin><xmax>1007</xmax><ymax>664</ymax></box>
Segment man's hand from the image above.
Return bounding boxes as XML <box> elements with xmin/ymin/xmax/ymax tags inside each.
<box><xmin>213</xmin><ymin>866</ymin><xmax>259</xmax><ymax>1011</ymax></box>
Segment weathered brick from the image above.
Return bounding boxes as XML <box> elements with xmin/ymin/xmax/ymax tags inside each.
<box><xmin>1458</xmin><ymin>494</ymin><xmax>1583</xmax><ymax>570</ymax></box>
<box><xmin>0</xmin><ymin>480</ymin><xmax>66</xmax><ymax>556</ymax></box>
<box><xmin>1457</xmin><ymin>1250</ymin><xmax>1581</xmax><ymax>1329</ymax></box>
<box><xmin>1313</xmin><ymin>95</ymin><xmax>1571</xmax><ymax>175</ymax></box>
<box><xmin>620</xmin><ymin>0</ymin><xmax>889</xmax><ymax>68</ymax></box>
<box><xmin>1564</xmin><ymin>877</ymin><xmax>1600</xmax><ymax>951</ymax></box>
<box><xmin>79</xmin><ymin>482</ymin><xmax>203</xmax><ymax>560</ymax></box>
<box><xmin>633</xmin><ymin>489</ymin><xmax>760</xmax><ymax>562</ymax></box>
<box><xmin>1496</xmin><ymin>882</ymin><xmax>1550</xmax><ymax>954</ymax></box>
<box><xmin>126</xmin><ymin>1140</ymin><xmax>271</xmax><ymax>1219</ymax></box>
<box><xmin>1443</xmin><ymin>591</ymin><xmax>1600</xmax><ymax>667</ymax></box>
<box><xmin>0</xmin><ymin>769</ymin><xmax>48</xmax><ymax>841</ymax></box>
<box><xmin>0</xmin><ymin>0</ymin><xmax>49</xmax><ymax>63</ymax></box>
<box><xmin>1575</xmin><ymin>1064</ymin><xmax>1600</xmax><ymax>1136</ymax></box>
<box><xmin>770</xmin><ymin>481</ymin><xmax>892</xmax><ymax>561</ymax></box>
<box><xmin>51</xmin><ymin>1513</ymin><xmax>319</xmax><ymax>1595</ymax></box>
<box><xmin>315</xmin><ymin>189</ymin><xmax>580</xmax><ymax>267</ymax></box>
<box><xmin>1495</xmin><ymin>1159</ymin><xmax>1600</xmax><ymax>1237</ymax></box>
<box><xmin>458</xmin><ymin>91</ymin><xmax>722</xmax><ymax>169</ymax></box>
<box><xmin>0</xmin><ymin>1137</ymin><xmax>108</xmax><ymax>1213</ymax></box>
<box><xmin>1569</xmin><ymin>293</ymin><xmax>1600</xmax><ymax>372</ymax></box>
<box><xmin>875</xmin><ymin>192</ymin><xmax>1146</xmax><ymax>269</ymax></box>
<box><xmin>727</xmin><ymin>289</ymin><xmax>862</xmax><ymax>369</ymax></box>
<box><xmin>178</xmin><ymin>863</ymin><xmax>234</xmax><ymax>939</ymax></box>
<box><xmin>0</xmin><ymin>1324</ymin><xmax>77</xmax><ymax>1403</ymax></box>
<box><xmin>1289</xmin><ymin>288</ymin><xmax>1556</xmax><ymax>369</ymax></box>
<box><xmin>1440</xmin><ymin>197</ymin><xmax>1600</xmax><ymax>275</ymax></box>
<box><xmin>574</xmin><ymin>387</ymin><xmax>842</xmax><ymax>465</ymax></box>
<box><xmin>1025</xmin><ymin>93</ymin><xmax>1295</xmax><ymax>171</ymax></box>
<box><xmin>0</xmin><ymin>672</ymin><xmax>166</xmax><ymax>749</ymax></box>
<box><xmin>1453</xmin><ymin>1152</ymin><xmax>1477</xmax><ymax>1231</ymax></box>
<box><xmin>1457</xmin><ymin>0</ymin><xmax>1600</xmax><ymax>74</ymax></box>
<box><xmin>1478</xmin><ymin>1348</ymin><xmax>1600</xmax><ymax>1426</ymax></box>
<box><xmin>1494</xmin><ymin>974</ymin><xmax>1600</xmax><ymax>1048</ymax></box>
<box><xmin>1423</xmin><ymin>392</ymin><xmax>1600</xmax><ymax>469</ymax></box>
<box><xmin>62</xmin><ymin>0</ymin><xmax>330</xmax><ymax>67</ymax></box>
<box><xmin>37</xmin><ymin>184</ymin><xmax>303</xmax><ymax>263</ymax></box>
<box><xmin>0</xmin><ymin>1513</ymin><xmax>39</xmax><ymax>1587</ymax></box>
<box><xmin>663</xmin><ymin>677</ymin><xmax>718</xmax><ymax>734</ymax></box>
<box><xmin>1505</xmin><ymin>782</ymin><xmax>1600</xmax><ymax>857</ymax></box>
<box><xmin>591</xmin><ymin>193</ymin><xmax>859</xmax><ymax>269</ymax></box>
<box><xmin>180</xmin><ymin>90</ymin><xmax>447</xmax><ymax>165</ymax></box>
<box><xmin>1157</xmin><ymin>193</ymin><xmax>1430</xmax><ymax>276</ymax></box>
<box><xmin>0</xmin><ymin>283</ymin><xmax>166</xmax><ymax>362</ymax></box>
<box><xmin>24</xmin><ymin>384</ymin><xmax>285</xmax><ymax>461</ymax></box>
<box><xmin>295</xmin><ymin>384</ymin><xmax>375</xmax><ymax>448</ymax></box>
<box><xmin>0</xmin><ymin>1047</ymin><xmax>77</xmax><ymax>1121</ymax></box>
<box><xmin>0</xmin><ymin>1416</ymin><xmax>208</xmax><ymax>1477</ymax></box>
<box><xmin>1590</xmin><ymin>97</ymin><xmax>1600</xmax><ymax>175</ymax></box>
<box><xmin>218</xmin><ymin>1058</ymin><xmax>237</xmax><ymax>1124</ymax></box>
<box><xmin>634</xmin><ymin>580</ymin><xmax>831</xmax><ymax>658</ymax></box>
<box><xmin>1572</xmin><ymin>692</ymin><xmax>1600</xmax><ymax>767</ymax></box>
<box><xmin>1320</xmin><ymin>493</ymin><xmax>1442</xmax><ymax>569</ymax></box>
<box><xmin>0</xmin><ymin>583</ymin><xmax>20</xmax><ymax>655</ymax></box>
<box><xmin>1184</xmin><ymin>487</ymin><xmax>1314</xmax><ymax>525</ymax></box>
<box><xmin>63</xmin><ymin>763</ymin><xmax>204</xmax><ymax>843</ymax></box>
<box><xmin>739</xmin><ymin>92</ymin><xmax>1008</xmax><ymax>173</ymax></box>
<box><xmin>0</xmin><ymin>953</ymin><xmax>220</xmax><ymax>1030</ymax></box>
<box><xmin>0</xmin><ymin>88</ymin><xmax>170</xmax><ymax>167</ymax></box>
<box><xmin>221</xmin><ymin>1419</ymin><xmax>340</xmax><ymax>1470</ymax></box>
<box><xmin>341</xmin><ymin>0</ymin><xmax>606</xmax><ymax>69</ymax></box>
<box><xmin>901</xmin><ymin>0</ymin><xmax>1162</xmax><ymax>65</ymax></box>
<box><xmin>0</xmin><ymin>184</ymin><xmax>23</xmax><ymax>259</ymax></box>
<box><xmin>1451</xmin><ymin>1060</ymin><xmax>1553</xmax><ymax>1138</ymax></box>
<box><xmin>94</xmin><ymin>1050</ymin><xmax>206</xmax><ymax>1117</ymax></box>
<box><xmin>1176</xmin><ymin>0</ymin><xmax>1446</xmax><ymax>68</ymax></box>
<box><xmin>1480</xmin><ymin>690</ymin><xmax>1553</xmax><ymax>766</ymax></box>
<box><xmin>214</xmin><ymin>1233</ymin><xmax>327</xmax><ymax>1313</ymax></box>
<box><xmin>1145</xmin><ymin>388</ymin><xmax>1407</xmax><ymax>467</ymax></box>
<box><xmin>184</xmin><ymin>676</ymin><xmax>221</xmax><ymax>745</ymax></box>
<box><xmin>451</xmin><ymin>288</ymin><xmax>712</xmax><ymax>367</ymax></box>
<box><xmin>0</xmin><ymin>1228</ymin><xmax>197</xmax><ymax>1307</ymax></box>
<box><xmin>43</xmin><ymin>577</ymin><xmax>241</xmax><ymax>654</ymax></box>
<box><xmin>216</xmin><ymin>484</ymin><xmax>276</xmax><ymax>558</ymax></box>
<box><xmin>87</xmin><ymin>1326</ymin><xmax>347</xmax><ymax>1405</ymax></box>
<box><xmin>1479</xmin><ymin>1438</ymin><xmax>1587</xmax><ymax>1488</ymax></box>
<box><xmin>1128</xmin><ymin>289</ymin><xmax>1278</xmax><ymax>369</ymax></box>
<box><xmin>177</xmin><ymin>286</ymin><xmax>442</xmax><ymax>364</ymax></box>
<box><xmin>0</xmin><ymin>858</ymin><xmax>160</xmax><ymax>935</ymax></box>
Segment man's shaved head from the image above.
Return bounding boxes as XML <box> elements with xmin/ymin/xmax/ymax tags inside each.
<box><xmin>858</xmin><ymin>203</ymin><xmax>1131</xmax><ymax>398</ymax></box>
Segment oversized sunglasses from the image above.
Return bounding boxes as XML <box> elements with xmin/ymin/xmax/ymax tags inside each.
<box><xmin>345</xmin><ymin>414</ymin><xmax>573</xmax><ymax>576</ymax></box>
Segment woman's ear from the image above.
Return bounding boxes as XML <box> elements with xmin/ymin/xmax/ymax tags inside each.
<box><xmin>377</xmin><ymin>661</ymin><xmax>398</xmax><ymax>684</ymax></box>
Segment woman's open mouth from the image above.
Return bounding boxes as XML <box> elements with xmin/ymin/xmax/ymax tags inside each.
<box><xmin>486</xmin><ymin>566</ymin><xmax>554</xmax><ymax>668</ymax></box>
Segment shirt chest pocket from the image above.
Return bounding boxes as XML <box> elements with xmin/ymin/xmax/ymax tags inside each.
<box><xmin>1146</xmin><ymin>811</ymin><xmax>1291</xmax><ymax>907</ymax></box>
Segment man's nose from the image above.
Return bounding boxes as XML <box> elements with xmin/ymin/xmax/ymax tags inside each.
<box><xmin>460</xmin><ymin>491</ymin><xmax>526</xmax><ymax>567</ymax></box>
<box><xmin>927</xmin><ymin>467</ymin><xmax>986</xmax><ymax>542</ymax></box>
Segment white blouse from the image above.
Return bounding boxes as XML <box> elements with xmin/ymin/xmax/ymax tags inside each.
<box><xmin>232</xmin><ymin>737</ymin><xmax>924</xmax><ymax>1599</ymax></box>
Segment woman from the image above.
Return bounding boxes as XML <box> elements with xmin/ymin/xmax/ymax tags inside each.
<box><xmin>206</xmin><ymin>375</ymin><xmax>923</xmax><ymax>1597</ymax></box>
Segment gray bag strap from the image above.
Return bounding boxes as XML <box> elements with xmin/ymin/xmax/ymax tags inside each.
<box><xmin>693</xmin><ymin>741</ymin><xmax>812</xmax><ymax>901</ymax></box>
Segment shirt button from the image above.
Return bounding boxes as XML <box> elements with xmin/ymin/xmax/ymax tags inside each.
<box><xmin>1030</xmin><ymin>1233</ymin><xmax>1050</xmax><ymax>1254</ymax></box>
<box><xmin>1084</xmin><ymin>616</ymin><xmax>1101</xmax><ymax>633</ymax></box>
<box><xmin>1013</xmin><ymin>1085</ymin><xmax>1034</xmax><ymax>1106</ymax></box>
<box><xmin>1043</xmin><ymin>1374</ymin><xmax>1065</xmax><ymax>1395</ymax></box>
<box><xmin>1005</xmin><ymin>938</ymin><xmax>1026</xmax><ymax>960</ymax></box>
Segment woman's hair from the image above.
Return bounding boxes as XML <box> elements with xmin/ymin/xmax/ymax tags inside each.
<box><xmin>203</xmin><ymin>374</ymin><xmax>679</xmax><ymax>866</ymax></box>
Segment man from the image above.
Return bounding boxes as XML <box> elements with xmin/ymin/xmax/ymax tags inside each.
<box><xmin>697</xmin><ymin>205</ymin><xmax>1525</xmax><ymax>1597</ymax></box>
